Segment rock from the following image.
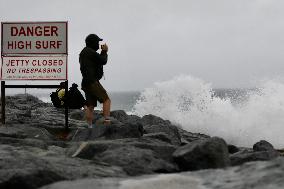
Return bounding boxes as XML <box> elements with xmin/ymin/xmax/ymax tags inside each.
<box><xmin>71</xmin><ymin>122</ymin><xmax>143</xmax><ymax>141</ymax></box>
<box><xmin>229</xmin><ymin>141</ymin><xmax>280</xmax><ymax>166</ymax></box>
<box><xmin>0</xmin><ymin>124</ymin><xmax>55</xmax><ymax>141</ymax></box>
<box><xmin>110</xmin><ymin>110</ymin><xmax>142</xmax><ymax>126</ymax></box>
<box><xmin>96</xmin><ymin>146</ymin><xmax>177</xmax><ymax>175</ymax></box>
<box><xmin>39</xmin><ymin>157</ymin><xmax>284</xmax><ymax>189</ymax></box>
<box><xmin>124</xmin><ymin>115</ymin><xmax>142</xmax><ymax>124</ymax></box>
<box><xmin>230</xmin><ymin>148</ymin><xmax>280</xmax><ymax>166</ymax></box>
<box><xmin>103</xmin><ymin>122</ymin><xmax>143</xmax><ymax>140</ymax></box>
<box><xmin>0</xmin><ymin>144</ymin><xmax>126</xmax><ymax>189</ymax></box>
<box><xmin>68</xmin><ymin>138</ymin><xmax>178</xmax><ymax>175</ymax></box>
<box><xmin>253</xmin><ymin>140</ymin><xmax>276</xmax><ymax>152</ymax></box>
<box><xmin>0</xmin><ymin>168</ymin><xmax>65</xmax><ymax>189</ymax></box>
<box><xmin>141</xmin><ymin>115</ymin><xmax>181</xmax><ymax>146</ymax></box>
<box><xmin>228</xmin><ymin>144</ymin><xmax>239</xmax><ymax>154</ymax></box>
<box><xmin>69</xmin><ymin>109</ymin><xmax>85</xmax><ymax>120</ymax></box>
<box><xmin>5</xmin><ymin>94</ymin><xmax>284</xmax><ymax>189</ymax></box>
<box><xmin>143</xmin><ymin>124</ymin><xmax>181</xmax><ymax>146</ymax></box>
<box><xmin>71</xmin><ymin>127</ymin><xmax>107</xmax><ymax>141</ymax></box>
<box><xmin>140</xmin><ymin>114</ymin><xmax>172</xmax><ymax>126</ymax></box>
<box><xmin>173</xmin><ymin>137</ymin><xmax>230</xmax><ymax>171</ymax></box>
<box><xmin>68</xmin><ymin>138</ymin><xmax>177</xmax><ymax>160</ymax></box>
<box><xmin>143</xmin><ymin>133</ymin><xmax>173</xmax><ymax>144</ymax></box>
<box><xmin>39</xmin><ymin>178</ymin><xmax>120</xmax><ymax>189</ymax></box>
<box><xmin>110</xmin><ymin>110</ymin><xmax>128</xmax><ymax>122</ymax></box>
<box><xmin>178</xmin><ymin>127</ymin><xmax>210</xmax><ymax>144</ymax></box>
<box><xmin>0</xmin><ymin>137</ymin><xmax>48</xmax><ymax>149</ymax></box>
<box><xmin>193</xmin><ymin>157</ymin><xmax>284</xmax><ymax>189</ymax></box>
<box><xmin>69</xmin><ymin>110</ymin><xmax>105</xmax><ymax>122</ymax></box>
<box><xmin>5</xmin><ymin>94</ymin><xmax>47</xmax><ymax>109</ymax></box>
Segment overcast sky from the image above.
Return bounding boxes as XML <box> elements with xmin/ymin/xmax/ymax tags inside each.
<box><xmin>1</xmin><ymin>0</ymin><xmax>284</xmax><ymax>91</ymax></box>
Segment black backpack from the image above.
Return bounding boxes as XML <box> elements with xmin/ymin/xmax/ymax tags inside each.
<box><xmin>50</xmin><ymin>89</ymin><xmax>64</xmax><ymax>108</ymax></box>
<box><xmin>66</xmin><ymin>83</ymin><xmax>86</xmax><ymax>109</ymax></box>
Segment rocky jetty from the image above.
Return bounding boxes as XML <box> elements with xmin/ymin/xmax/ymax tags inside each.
<box><xmin>0</xmin><ymin>94</ymin><xmax>283</xmax><ymax>189</ymax></box>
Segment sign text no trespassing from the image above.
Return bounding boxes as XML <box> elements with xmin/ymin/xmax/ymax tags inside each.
<box><xmin>1</xmin><ymin>56</ymin><xmax>67</xmax><ymax>80</ymax></box>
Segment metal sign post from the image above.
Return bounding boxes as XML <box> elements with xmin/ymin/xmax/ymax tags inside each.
<box><xmin>1</xmin><ymin>81</ymin><xmax>69</xmax><ymax>130</ymax></box>
<box><xmin>1</xmin><ymin>21</ymin><xmax>68</xmax><ymax>129</ymax></box>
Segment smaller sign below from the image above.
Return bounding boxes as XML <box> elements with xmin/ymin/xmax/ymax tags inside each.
<box><xmin>1</xmin><ymin>56</ymin><xmax>67</xmax><ymax>80</ymax></box>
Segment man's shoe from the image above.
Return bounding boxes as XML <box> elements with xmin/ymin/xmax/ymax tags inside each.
<box><xmin>94</xmin><ymin>117</ymin><xmax>111</xmax><ymax>126</ymax></box>
<box><xmin>103</xmin><ymin>118</ymin><xmax>111</xmax><ymax>125</ymax></box>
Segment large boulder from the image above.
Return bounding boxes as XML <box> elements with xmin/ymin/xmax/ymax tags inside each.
<box><xmin>177</xmin><ymin>127</ymin><xmax>210</xmax><ymax>145</ymax></box>
<box><xmin>0</xmin><ymin>137</ymin><xmax>49</xmax><ymax>149</ymax></box>
<box><xmin>5</xmin><ymin>94</ymin><xmax>47</xmax><ymax>110</ymax></box>
<box><xmin>230</xmin><ymin>140</ymin><xmax>279</xmax><ymax>166</ymax></box>
<box><xmin>143</xmin><ymin>132</ymin><xmax>173</xmax><ymax>144</ymax></box>
<box><xmin>4</xmin><ymin>95</ymin><xmax>49</xmax><ymax>124</ymax></box>
<box><xmin>110</xmin><ymin>110</ymin><xmax>142</xmax><ymax>126</ymax></box>
<box><xmin>0</xmin><ymin>144</ymin><xmax>125</xmax><ymax>189</ymax></box>
<box><xmin>0</xmin><ymin>168</ymin><xmax>64</xmax><ymax>189</ymax></box>
<box><xmin>140</xmin><ymin>114</ymin><xmax>181</xmax><ymax>146</ymax></box>
<box><xmin>253</xmin><ymin>140</ymin><xmax>276</xmax><ymax>152</ymax></box>
<box><xmin>68</xmin><ymin>137</ymin><xmax>178</xmax><ymax>175</ymax></box>
<box><xmin>0</xmin><ymin>124</ymin><xmax>55</xmax><ymax>138</ymax></box>
<box><xmin>69</xmin><ymin>109</ymin><xmax>85</xmax><ymax>120</ymax></box>
<box><xmin>71</xmin><ymin>122</ymin><xmax>143</xmax><ymax>141</ymax></box>
<box><xmin>39</xmin><ymin>157</ymin><xmax>284</xmax><ymax>189</ymax></box>
<box><xmin>230</xmin><ymin>149</ymin><xmax>279</xmax><ymax>166</ymax></box>
<box><xmin>173</xmin><ymin>137</ymin><xmax>230</xmax><ymax>171</ymax></box>
<box><xmin>96</xmin><ymin>146</ymin><xmax>177</xmax><ymax>175</ymax></box>
<box><xmin>110</xmin><ymin>110</ymin><xmax>129</xmax><ymax>122</ymax></box>
<box><xmin>227</xmin><ymin>144</ymin><xmax>240</xmax><ymax>154</ymax></box>
<box><xmin>140</xmin><ymin>114</ymin><xmax>171</xmax><ymax>126</ymax></box>
<box><xmin>69</xmin><ymin>110</ymin><xmax>104</xmax><ymax>122</ymax></box>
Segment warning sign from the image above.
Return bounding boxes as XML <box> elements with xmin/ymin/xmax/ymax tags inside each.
<box><xmin>1</xmin><ymin>56</ymin><xmax>67</xmax><ymax>80</ymax></box>
<box><xmin>1</xmin><ymin>22</ymin><xmax>67</xmax><ymax>54</ymax></box>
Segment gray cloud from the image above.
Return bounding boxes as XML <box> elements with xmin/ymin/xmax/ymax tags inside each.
<box><xmin>1</xmin><ymin>0</ymin><xmax>284</xmax><ymax>91</ymax></box>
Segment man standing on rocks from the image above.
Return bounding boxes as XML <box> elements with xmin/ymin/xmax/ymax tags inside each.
<box><xmin>79</xmin><ymin>34</ymin><xmax>111</xmax><ymax>128</ymax></box>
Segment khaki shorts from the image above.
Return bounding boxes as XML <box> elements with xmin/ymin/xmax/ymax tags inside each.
<box><xmin>82</xmin><ymin>81</ymin><xmax>109</xmax><ymax>107</ymax></box>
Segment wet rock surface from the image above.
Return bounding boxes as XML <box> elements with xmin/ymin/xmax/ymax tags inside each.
<box><xmin>173</xmin><ymin>137</ymin><xmax>230</xmax><ymax>171</ymax></box>
<box><xmin>230</xmin><ymin>140</ymin><xmax>280</xmax><ymax>166</ymax></box>
<box><xmin>0</xmin><ymin>94</ymin><xmax>283</xmax><ymax>189</ymax></box>
<box><xmin>40</xmin><ymin>157</ymin><xmax>284</xmax><ymax>189</ymax></box>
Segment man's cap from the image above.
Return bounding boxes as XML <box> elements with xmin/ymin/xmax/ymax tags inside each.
<box><xmin>85</xmin><ymin>34</ymin><xmax>103</xmax><ymax>44</ymax></box>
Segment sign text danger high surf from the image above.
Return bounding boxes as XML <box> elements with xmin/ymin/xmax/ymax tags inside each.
<box><xmin>1</xmin><ymin>22</ymin><xmax>67</xmax><ymax>54</ymax></box>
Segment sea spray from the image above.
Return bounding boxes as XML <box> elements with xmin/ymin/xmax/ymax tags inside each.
<box><xmin>133</xmin><ymin>75</ymin><xmax>284</xmax><ymax>148</ymax></box>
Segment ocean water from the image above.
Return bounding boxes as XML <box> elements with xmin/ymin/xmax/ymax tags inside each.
<box><xmin>133</xmin><ymin>75</ymin><xmax>284</xmax><ymax>149</ymax></box>
<box><xmin>11</xmin><ymin>74</ymin><xmax>284</xmax><ymax>148</ymax></box>
<box><xmin>32</xmin><ymin>90</ymin><xmax>141</xmax><ymax>113</ymax></box>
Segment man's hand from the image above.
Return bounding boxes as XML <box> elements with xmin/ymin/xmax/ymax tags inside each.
<box><xmin>101</xmin><ymin>43</ymin><xmax>108</xmax><ymax>52</ymax></box>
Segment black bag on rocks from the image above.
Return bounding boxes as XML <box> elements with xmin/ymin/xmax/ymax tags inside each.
<box><xmin>50</xmin><ymin>89</ymin><xmax>64</xmax><ymax>108</ymax></box>
<box><xmin>50</xmin><ymin>81</ymin><xmax>66</xmax><ymax>108</ymax></box>
<box><xmin>67</xmin><ymin>83</ymin><xmax>86</xmax><ymax>109</ymax></box>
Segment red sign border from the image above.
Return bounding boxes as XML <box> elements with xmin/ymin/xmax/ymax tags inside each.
<box><xmin>1</xmin><ymin>21</ymin><xmax>68</xmax><ymax>55</ymax></box>
<box><xmin>1</xmin><ymin>55</ymin><xmax>68</xmax><ymax>80</ymax></box>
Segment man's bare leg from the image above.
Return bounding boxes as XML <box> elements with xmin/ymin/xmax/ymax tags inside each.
<box><xmin>85</xmin><ymin>105</ymin><xmax>94</xmax><ymax>127</ymax></box>
<box><xmin>103</xmin><ymin>98</ymin><xmax>111</xmax><ymax>124</ymax></box>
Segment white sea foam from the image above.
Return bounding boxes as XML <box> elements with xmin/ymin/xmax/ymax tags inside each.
<box><xmin>133</xmin><ymin>75</ymin><xmax>284</xmax><ymax>148</ymax></box>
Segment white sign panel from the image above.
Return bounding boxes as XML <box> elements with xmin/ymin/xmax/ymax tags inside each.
<box><xmin>1</xmin><ymin>56</ymin><xmax>67</xmax><ymax>80</ymax></box>
<box><xmin>1</xmin><ymin>22</ymin><xmax>67</xmax><ymax>54</ymax></box>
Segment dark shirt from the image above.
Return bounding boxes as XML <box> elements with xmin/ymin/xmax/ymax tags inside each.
<box><xmin>79</xmin><ymin>47</ymin><xmax>108</xmax><ymax>87</ymax></box>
